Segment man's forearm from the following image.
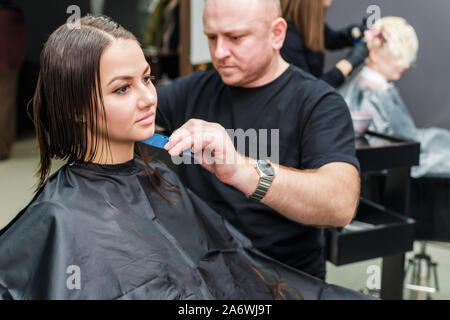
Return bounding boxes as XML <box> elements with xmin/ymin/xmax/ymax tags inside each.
<box><xmin>231</xmin><ymin>158</ymin><xmax>360</xmax><ymax>227</ymax></box>
<box><xmin>163</xmin><ymin>119</ymin><xmax>360</xmax><ymax>227</ymax></box>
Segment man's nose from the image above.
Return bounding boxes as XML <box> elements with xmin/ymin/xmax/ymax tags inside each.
<box><xmin>214</xmin><ymin>37</ymin><xmax>230</xmax><ymax>60</ymax></box>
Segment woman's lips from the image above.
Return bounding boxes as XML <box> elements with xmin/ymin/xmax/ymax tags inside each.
<box><xmin>136</xmin><ymin>112</ymin><xmax>155</xmax><ymax>125</ymax></box>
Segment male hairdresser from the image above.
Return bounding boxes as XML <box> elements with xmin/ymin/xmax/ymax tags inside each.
<box><xmin>156</xmin><ymin>0</ymin><xmax>360</xmax><ymax>280</ymax></box>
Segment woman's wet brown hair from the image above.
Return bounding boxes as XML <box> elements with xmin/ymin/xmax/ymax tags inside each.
<box><xmin>33</xmin><ymin>15</ymin><xmax>178</xmax><ymax>201</ymax></box>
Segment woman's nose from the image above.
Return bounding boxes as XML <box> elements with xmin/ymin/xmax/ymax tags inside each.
<box><xmin>137</xmin><ymin>86</ymin><xmax>156</xmax><ymax>109</ymax></box>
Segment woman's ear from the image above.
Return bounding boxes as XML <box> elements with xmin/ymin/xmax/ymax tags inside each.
<box><xmin>368</xmin><ymin>48</ymin><xmax>379</xmax><ymax>65</ymax></box>
<box><xmin>271</xmin><ymin>17</ymin><xmax>287</xmax><ymax>51</ymax></box>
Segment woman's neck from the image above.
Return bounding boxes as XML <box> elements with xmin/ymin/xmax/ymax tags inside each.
<box><xmin>366</xmin><ymin>61</ymin><xmax>388</xmax><ymax>81</ymax></box>
<box><xmin>360</xmin><ymin>63</ymin><xmax>390</xmax><ymax>92</ymax></box>
<box><xmin>87</xmin><ymin>141</ymin><xmax>135</xmax><ymax>165</ymax></box>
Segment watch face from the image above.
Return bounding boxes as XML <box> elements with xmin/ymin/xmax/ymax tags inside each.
<box><xmin>258</xmin><ymin>160</ymin><xmax>275</xmax><ymax>176</ymax></box>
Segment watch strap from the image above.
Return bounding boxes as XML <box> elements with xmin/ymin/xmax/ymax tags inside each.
<box><xmin>249</xmin><ymin>175</ymin><xmax>273</xmax><ymax>201</ymax></box>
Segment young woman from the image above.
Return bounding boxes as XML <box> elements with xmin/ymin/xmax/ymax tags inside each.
<box><xmin>280</xmin><ymin>0</ymin><xmax>369</xmax><ymax>88</ymax></box>
<box><xmin>340</xmin><ymin>16</ymin><xmax>450</xmax><ymax>178</ymax></box>
<box><xmin>0</xmin><ymin>15</ymin><xmax>370</xmax><ymax>300</ymax></box>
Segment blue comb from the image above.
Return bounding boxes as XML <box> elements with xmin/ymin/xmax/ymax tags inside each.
<box><xmin>139</xmin><ymin>133</ymin><xmax>195</xmax><ymax>157</ymax></box>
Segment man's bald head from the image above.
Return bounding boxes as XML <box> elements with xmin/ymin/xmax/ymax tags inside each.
<box><xmin>262</xmin><ymin>0</ymin><xmax>282</xmax><ymax>19</ymax></box>
<box><xmin>203</xmin><ymin>0</ymin><xmax>288</xmax><ymax>88</ymax></box>
<box><xmin>205</xmin><ymin>0</ymin><xmax>281</xmax><ymax>24</ymax></box>
<box><xmin>269</xmin><ymin>0</ymin><xmax>282</xmax><ymax>17</ymax></box>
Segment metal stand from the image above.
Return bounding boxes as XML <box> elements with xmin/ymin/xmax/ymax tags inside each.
<box><xmin>404</xmin><ymin>241</ymin><xmax>439</xmax><ymax>300</ymax></box>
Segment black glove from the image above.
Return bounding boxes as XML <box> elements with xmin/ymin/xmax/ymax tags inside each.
<box><xmin>343</xmin><ymin>23</ymin><xmax>367</xmax><ymax>42</ymax></box>
<box><xmin>344</xmin><ymin>40</ymin><xmax>369</xmax><ymax>69</ymax></box>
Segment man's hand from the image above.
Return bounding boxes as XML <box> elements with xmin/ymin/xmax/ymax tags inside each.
<box><xmin>164</xmin><ymin>119</ymin><xmax>259</xmax><ymax>194</ymax></box>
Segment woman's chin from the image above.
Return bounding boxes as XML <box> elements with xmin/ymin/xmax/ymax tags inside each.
<box><xmin>136</xmin><ymin>127</ymin><xmax>156</xmax><ymax>142</ymax></box>
<box><xmin>389</xmin><ymin>74</ymin><xmax>402</xmax><ymax>82</ymax></box>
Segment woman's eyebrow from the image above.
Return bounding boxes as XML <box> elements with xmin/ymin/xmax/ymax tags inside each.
<box><xmin>143</xmin><ymin>64</ymin><xmax>151</xmax><ymax>75</ymax></box>
<box><xmin>107</xmin><ymin>64</ymin><xmax>151</xmax><ymax>86</ymax></box>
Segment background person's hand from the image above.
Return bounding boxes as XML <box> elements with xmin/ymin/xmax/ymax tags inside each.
<box><xmin>336</xmin><ymin>40</ymin><xmax>369</xmax><ymax>77</ymax></box>
<box><xmin>343</xmin><ymin>23</ymin><xmax>367</xmax><ymax>43</ymax></box>
<box><xmin>344</xmin><ymin>40</ymin><xmax>369</xmax><ymax>70</ymax></box>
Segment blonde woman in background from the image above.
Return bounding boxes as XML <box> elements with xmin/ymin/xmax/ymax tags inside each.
<box><xmin>340</xmin><ymin>16</ymin><xmax>450</xmax><ymax>178</ymax></box>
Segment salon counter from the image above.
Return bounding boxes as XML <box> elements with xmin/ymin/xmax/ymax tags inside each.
<box><xmin>326</xmin><ymin>131</ymin><xmax>421</xmax><ymax>300</ymax></box>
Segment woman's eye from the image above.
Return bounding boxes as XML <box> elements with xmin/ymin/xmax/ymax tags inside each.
<box><xmin>114</xmin><ymin>85</ymin><xmax>130</xmax><ymax>94</ymax></box>
<box><xmin>144</xmin><ymin>75</ymin><xmax>156</xmax><ymax>85</ymax></box>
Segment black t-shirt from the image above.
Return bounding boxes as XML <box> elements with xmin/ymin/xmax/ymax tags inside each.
<box><xmin>156</xmin><ymin>65</ymin><xmax>359</xmax><ymax>279</ymax></box>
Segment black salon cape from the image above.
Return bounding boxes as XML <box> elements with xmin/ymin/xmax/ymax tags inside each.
<box><xmin>0</xmin><ymin>159</ymin><xmax>370</xmax><ymax>300</ymax></box>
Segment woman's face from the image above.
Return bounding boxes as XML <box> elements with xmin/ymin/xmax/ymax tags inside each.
<box><xmin>99</xmin><ymin>39</ymin><xmax>157</xmax><ymax>147</ymax></box>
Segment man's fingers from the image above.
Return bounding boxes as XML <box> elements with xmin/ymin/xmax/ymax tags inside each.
<box><xmin>165</xmin><ymin>120</ymin><xmax>237</xmax><ymax>165</ymax></box>
<box><xmin>168</xmin><ymin>132</ymin><xmax>214</xmax><ymax>156</ymax></box>
<box><xmin>168</xmin><ymin>135</ymin><xmax>194</xmax><ymax>156</ymax></box>
<box><xmin>165</xmin><ymin>127</ymin><xmax>191</xmax><ymax>150</ymax></box>
<box><xmin>165</xmin><ymin>119</ymin><xmax>206</xmax><ymax>150</ymax></box>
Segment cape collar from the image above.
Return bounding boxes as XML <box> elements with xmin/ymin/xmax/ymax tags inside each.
<box><xmin>359</xmin><ymin>66</ymin><xmax>392</xmax><ymax>92</ymax></box>
<box><xmin>70</xmin><ymin>158</ymin><xmax>140</xmax><ymax>175</ymax></box>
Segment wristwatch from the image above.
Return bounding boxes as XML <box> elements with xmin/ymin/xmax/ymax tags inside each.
<box><xmin>249</xmin><ymin>160</ymin><xmax>275</xmax><ymax>201</ymax></box>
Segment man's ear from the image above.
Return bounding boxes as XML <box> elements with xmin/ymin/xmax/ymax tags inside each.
<box><xmin>271</xmin><ymin>17</ymin><xmax>287</xmax><ymax>51</ymax></box>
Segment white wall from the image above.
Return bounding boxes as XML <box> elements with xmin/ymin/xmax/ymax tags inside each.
<box><xmin>190</xmin><ymin>0</ymin><xmax>211</xmax><ymax>65</ymax></box>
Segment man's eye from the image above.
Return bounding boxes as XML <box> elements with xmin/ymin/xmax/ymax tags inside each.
<box><xmin>208</xmin><ymin>35</ymin><xmax>217</xmax><ymax>41</ymax></box>
<box><xmin>114</xmin><ymin>85</ymin><xmax>130</xmax><ymax>94</ymax></box>
<box><xmin>231</xmin><ymin>36</ymin><xmax>242</xmax><ymax>41</ymax></box>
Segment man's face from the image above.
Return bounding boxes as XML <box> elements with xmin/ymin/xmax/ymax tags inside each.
<box><xmin>203</xmin><ymin>0</ymin><xmax>278</xmax><ymax>87</ymax></box>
